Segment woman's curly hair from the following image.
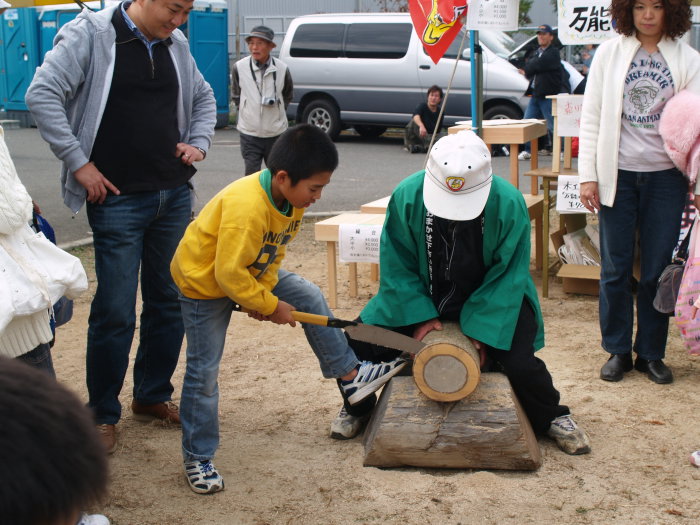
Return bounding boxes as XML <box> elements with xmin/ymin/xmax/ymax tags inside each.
<box><xmin>610</xmin><ymin>0</ymin><xmax>691</xmax><ymax>39</ymax></box>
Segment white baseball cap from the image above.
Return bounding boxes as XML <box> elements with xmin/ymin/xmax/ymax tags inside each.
<box><xmin>0</xmin><ymin>1</ymin><xmax>11</xmax><ymax>7</ymax></box>
<box><xmin>423</xmin><ymin>130</ymin><xmax>492</xmax><ymax>221</ymax></box>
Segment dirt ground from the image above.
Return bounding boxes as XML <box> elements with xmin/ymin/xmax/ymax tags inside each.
<box><xmin>53</xmin><ymin>217</ymin><xmax>700</xmax><ymax>525</ymax></box>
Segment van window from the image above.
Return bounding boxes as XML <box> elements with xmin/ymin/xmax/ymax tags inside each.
<box><xmin>290</xmin><ymin>24</ymin><xmax>344</xmax><ymax>57</ymax></box>
<box><xmin>345</xmin><ymin>23</ymin><xmax>412</xmax><ymax>59</ymax></box>
<box><xmin>441</xmin><ymin>29</ymin><xmax>470</xmax><ymax>59</ymax></box>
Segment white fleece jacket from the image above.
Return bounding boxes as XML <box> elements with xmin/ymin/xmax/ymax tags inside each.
<box><xmin>578</xmin><ymin>34</ymin><xmax>700</xmax><ymax>207</ymax></box>
<box><xmin>0</xmin><ymin>126</ymin><xmax>53</xmax><ymax>357</ymax></box>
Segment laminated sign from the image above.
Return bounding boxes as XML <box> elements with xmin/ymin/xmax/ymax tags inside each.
<box><xmin>557</xmin><ymin>0</ymin><xmax>616</xmax><ymax>45</ymax></box>
<box><xmin>555</xmin><ymin>95</ymin><xmax>584</xmax><ymax>137</ymax></box>
<box><xmin>466</xmin><ymin>0</ymin><xmax>519</xmax><ymax>32</ymax></box>
<box><xmin>339</xmin><ymin>224</ymin><xmax>382</xmax><ymax>263</ymax></box>
<box><xmin>556</xmin><ymin>175</ymin><xmax>590</xmax><ymax>214</ymax></box>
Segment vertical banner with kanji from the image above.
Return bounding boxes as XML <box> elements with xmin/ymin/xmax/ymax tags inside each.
<box><xmin>409</xmin><ymin>0</ymin><xmax>469</xmax><ymax>64</ymax></box>
<box><xmin>558</xmin><ymin>0</ymin><xmax>616</xmax><ymax>44</ymax></box>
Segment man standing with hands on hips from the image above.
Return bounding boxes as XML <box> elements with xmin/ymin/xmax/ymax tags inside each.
<box><xmin>232</xmin><ymin>25</ymin><xmax>293</xmax><ymax>175</ymax></box>
<box><xmin>26</xmin><ymin>0</ymin><xmax>217</xmax><ymax>454</ymax></box>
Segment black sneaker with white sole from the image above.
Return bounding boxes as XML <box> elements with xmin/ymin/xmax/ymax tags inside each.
<box><xmin>340</xmin><ymin>358</ymin><xmax>406</xmax><ymax>405</ymax></box>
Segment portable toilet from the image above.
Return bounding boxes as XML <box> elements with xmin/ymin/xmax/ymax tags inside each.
<box><xmin>182</xmin><ymin>0</ymin><xmax>230</xmax><ymax>128</ymax></box>
<box><xmin>0</xmin><ymin>6</ymin><xmax>39</xmax><ymax>120</ymax></box>
<box><xmin>37</xmin><ymin>4</ymin><xmax>82</xmax><ymax>60</ymax></box>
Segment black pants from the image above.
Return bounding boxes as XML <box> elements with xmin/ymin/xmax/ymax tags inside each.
<box><xmin>239</xmin><ymin>132</ymin><xmax>279</xmax><ymax>175</ymax></box>
<box><xmin>339</xmin><ymin>300</ymin><xmax>568</xmax><ymax>434</ymax></box>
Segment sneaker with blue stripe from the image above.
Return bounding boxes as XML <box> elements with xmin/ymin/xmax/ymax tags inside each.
<box><xmin>341</xmin><ymin>358</ymin><xmax>406</xmax><ymax>405</ymax></box>
<box><xmin>185</xmin><ymin>460</ymin><xmax>225</xmax><ymax>494</ymax></box>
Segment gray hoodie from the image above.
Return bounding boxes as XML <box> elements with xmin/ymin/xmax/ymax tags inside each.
<box><xmin>26</xmin><ymin>4</ymin><xmax>217</xmax><ymax>213</ymax></box>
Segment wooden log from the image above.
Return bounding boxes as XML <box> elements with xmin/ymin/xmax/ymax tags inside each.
<box><xmin>363</xmin><ymin>375</ymin><xmax>541</xmax><ymax>470</ymax></box>
<box><xmin>413</xmin><ymin>322</ymin><xmax>480</xmax><ymax>402</ymax></box>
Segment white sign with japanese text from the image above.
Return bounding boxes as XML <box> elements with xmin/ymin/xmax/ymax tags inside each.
<box><xmin>555</xmin><ymin>95</ymin><xmax>584</xmax><ymax>137</ymax></box>
<box><xmin>556</xmin><ymin>175</ymin><xmax>590</xmax><ymax>214</ymax></box>
<box><xmin>466</xmin><ymin>0</ymin><xmax>519</xmax><ymax>31</ymax></box>
<box><xmin>339</xmin><ymin>224</ymin><xmax>382</xmax><ymax>263</ymax></box>
<box><xmin>558</xmin><ymin>0</ymin><xmax>616</xmax><ymax>45</ymax></box>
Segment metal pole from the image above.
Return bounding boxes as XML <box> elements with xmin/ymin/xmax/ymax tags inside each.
<box><xmin>469</xmin><ymin>30</ymin><xmax>483</xmax><ymax>138</ymax></box>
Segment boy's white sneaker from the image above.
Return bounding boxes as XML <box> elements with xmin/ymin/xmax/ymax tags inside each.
<box><xmin>690</xmin><ymin>450</ymin><xmax>700</xmax><ymax>467</ymax></box>
<box><xmin>547</xmin><ymin>415</ymin><xmax>591</xmax><ymax>455</ymax></box>
<box><xmin>184</xmin><ymin>460</ymin><xmax>225</xmax><ymax>494</ymax></box>
<box><xmin>330</xmin><ymin>406</ymin><xmax>371</xmax><ymax>440</ymax></box>
<box><xmin>340</xmin><ymin>358</ymin><xmax>407</xmax><ymax>405</ymax></box>
<box><xmin>518</xmin><ymin>151</ymin><xmax>531</xmax><ymax>160</ymax></box>
<box><xmin>76</xmin><ymin>514</ymin><xmax>110</xmax><ymax>525</ymax></box>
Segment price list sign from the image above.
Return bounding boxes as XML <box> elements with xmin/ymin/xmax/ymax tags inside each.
<box><xmin>339</xmin><ymin>224</ymin><xmax>383</xmax><ymax>263</ymax></box>
<box><xmin>466</xmin><ymin>0</ymin><xmax>519</xmax><ymax>31</ymax></box>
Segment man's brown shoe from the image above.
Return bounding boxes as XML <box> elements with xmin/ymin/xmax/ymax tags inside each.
<box><xmin>131</xmin><ymin>400</ymin><xmax>181</xmax><ymax>425</ymax></box>
<box><xmin>97</xmin><ymin>424</ymin><xmax>117</xmax><ymax>454</ymax></box>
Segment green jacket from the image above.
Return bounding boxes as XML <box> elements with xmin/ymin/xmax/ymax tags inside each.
<box><xmin>361</xmin><ymin>171</ymin><xmax>544</xmax><ymax>351</ymax></box>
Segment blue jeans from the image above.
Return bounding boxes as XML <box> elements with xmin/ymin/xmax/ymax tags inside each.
<box><xmin>179</xmin><ymin>269</ymin><xmax>359</xmax><ymax>462</ymax></box>
<box><xmin>598</xmin><ymin>168</ymin><xmax>687</xmax><ymax>360</ymax></box>
<box><xmin>86</xmin><ymin>184</ymin><xmax>192</xmax><ymax>424</ymax></box>
<box><xmin>523</xmin><ymin>96</ymin><xmax>553</xmax><ymax>152</ymax></box>
<box><xmin>16</xmin><ymin>343</ymin><xmax>55</xmax><ymax>378</ymax></box>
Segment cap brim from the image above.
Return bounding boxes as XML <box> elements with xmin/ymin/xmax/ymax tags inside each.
<box><xmin>0</xmin><ymin>0</ymin><xmax>11</xmax><ymax>7</ymax></box>
<box><xmin>246</xmin><ymin>35</ymin><xmax>275</xmax><ymax>45</ymax></box>
<box><xmin>423</xmin><ymin>171</ymin><xmax>491</xmax><ymax>221</ymax></box>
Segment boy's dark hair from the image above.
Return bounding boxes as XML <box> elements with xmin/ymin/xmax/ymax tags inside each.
<box><xmin>0</xmin><ymin>357</ymin><xmax>108</xmax><ymax>525</ymax></box>
<box><xmin>427</xmin><ymin>85</ymin><xmax>444</xmax><ymax>99</ymax></box>
<box><xmin>266</xmin><ymin>124</ymin><xmax>339</xmax><ymax>185</ymax></box>
<box><xmin>610</xmin><ymin>0</ymin><xmax>691</xmax><ymax>39</ymax></box>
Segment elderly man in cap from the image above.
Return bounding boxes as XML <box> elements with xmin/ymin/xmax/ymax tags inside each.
<box><xmin>232</xmin><ymin>25</ymin><xmax>293</xmax><ymax>175</ymax></box>
<box><xmin>517</xmin><ymin>24</ymin><xmax>565</xmax><ymax>160</ymax></box>
<box><xmin>331</xmin><ymin>130</ymin><xmax>591</xmax><ymax>456</ymax></box>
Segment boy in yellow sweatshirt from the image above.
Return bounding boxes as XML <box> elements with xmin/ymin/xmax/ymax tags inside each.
<box><xmin>170</xmin><ymin>124</ymin><xmax>405</xmax><ymax>494</ymax></box>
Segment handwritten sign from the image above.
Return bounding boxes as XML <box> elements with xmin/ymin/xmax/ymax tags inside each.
<box><xmin>556</xmin><ymin>95</ymin><xmax>584</xmax><ymax>137</ymax></box>
<box><xmin>558</xmin><ymin>0</ymin><xmax>616</xmax><ymax>45</ymax></box>
<box><xmin>339</xmin><ymin>224</ymin><xmax>382</xmax><ymax>263</ymax></box>
<box><xmin>556</xmin><ymin>175</ymin><xmax>590</xmax><ymax>214</ymax></box>
<box><xmin>466</xmin><ymin>0</ymin><xmax>519</xmax><ymax>31</ymax></box>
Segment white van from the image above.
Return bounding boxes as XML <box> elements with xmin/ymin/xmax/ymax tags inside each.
<box><xmin>278</xmin><ymin>13</ymin><xmax>530</xmax><ymax>140</ymax></box>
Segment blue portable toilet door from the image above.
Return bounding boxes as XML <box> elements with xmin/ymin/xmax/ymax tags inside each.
<box><xmin>183</xmin><ymin>0</ymin><xmax>230</xmax><ymax>128</ymax></box>
<box><xmin>0</xmin><ymin>8</ymin><xmax>39</xmax><ymax>111</ymax></box>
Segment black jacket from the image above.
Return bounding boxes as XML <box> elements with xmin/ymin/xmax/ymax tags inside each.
<box><xmin>523</xmin><ymin>45</ymin><xmax>563</xmax><ymax>97</ymax></box>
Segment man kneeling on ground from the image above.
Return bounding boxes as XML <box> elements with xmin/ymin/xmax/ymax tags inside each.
<box><xmin>332</xmin><ymin>130</ymin><xmax>591</xmax><ymax>457</ymax></box>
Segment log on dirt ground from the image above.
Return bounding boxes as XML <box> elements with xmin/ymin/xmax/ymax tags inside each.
<box><xmin>363</xmin><ymin>375</ymin><xmax>541</xmax><ymax>470</ymax></box>
<box><xmin>413</xmin><ymin>323</ymin><xmax>481</xmax><ymax>402</ymax></box>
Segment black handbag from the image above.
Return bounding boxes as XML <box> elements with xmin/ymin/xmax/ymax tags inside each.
<box><xmin>653</xmin><ymin>222</ymin><xmax>694</xmax><ymax>315</ymax></box>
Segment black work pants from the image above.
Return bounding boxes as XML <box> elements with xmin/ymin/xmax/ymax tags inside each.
<box><xmin>339</xmin><ymin>300</ymin><xmax>568</xmax><ymax>434</ymax></box>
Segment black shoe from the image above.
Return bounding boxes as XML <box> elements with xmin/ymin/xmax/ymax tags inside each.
<box><xmin>600</xmin><ymin>353</ymin><xmax>633</xmax><ymax>382</ymax></box>
<box><xmin>634</xmin><ymin>357</ymin><xmax>673</xmax><ymax>384</ymax></box>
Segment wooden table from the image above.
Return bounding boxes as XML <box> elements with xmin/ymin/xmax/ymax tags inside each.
<box><xmin>360</xmin><ymin>196</ymin><xmax>390</xmax><ymax>214</ymax></box>
<box><xmin>448</xmin><ymin>121</ymin><xmax>548</xmax><ymax>194</ymax></box>
<box><xmin>314</xmin><ymin>213</ymin><xmax>385</xmax><ymax>309</ymax></box>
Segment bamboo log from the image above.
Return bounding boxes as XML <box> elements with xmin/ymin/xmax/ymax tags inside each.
<box><xmin>413</xmin><ymin>322</ymin><xmax>480</xmax><ymax>402</ymax></box>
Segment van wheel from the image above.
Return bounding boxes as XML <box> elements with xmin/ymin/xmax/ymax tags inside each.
<box><xmin>302</xmin><ymin>100</ymin><xmax>341</xmax><ymax>140</ymax></box>
<box><xmin>354</xmin><ymin>125</ymin><xmax>387</xmax><ymax>138</ymax></box>
<box><xmin>483</xmin><ymin>104</ymin><xmax>522</xmax><ymax>121</ymax></box>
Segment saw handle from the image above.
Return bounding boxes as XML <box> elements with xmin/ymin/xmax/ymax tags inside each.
<box><xmin>291</xmin><ymin>311</ymin><xmax>331</xmax><ymax>326</ymax></box>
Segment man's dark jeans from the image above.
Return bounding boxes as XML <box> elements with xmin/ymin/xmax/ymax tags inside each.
<box><xmin>86</xmin><ymin>184</ymin><xmax>191</xmax><ymax>425</ymax></box>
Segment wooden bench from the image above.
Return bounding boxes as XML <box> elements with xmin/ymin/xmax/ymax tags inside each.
<box><xmin>314</xmin><ymin>213</ymin><xmax>385</xmax><ymax>309</ymax></box>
